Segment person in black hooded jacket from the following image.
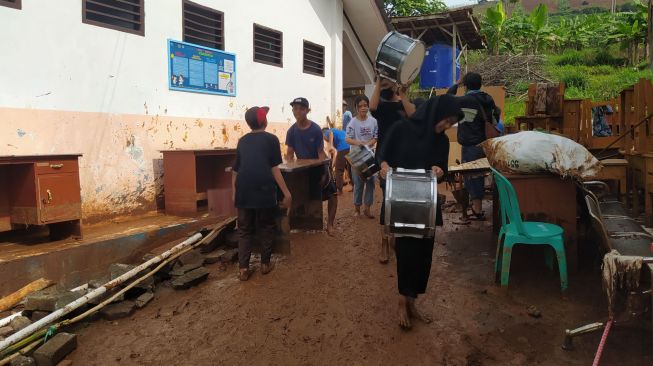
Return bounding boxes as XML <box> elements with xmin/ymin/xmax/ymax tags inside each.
<box><xmin>447</xmin><ymin>72</ymin><xmax>500</xmax><ymax>221</ymax></box>
<box><xmin>378</xmin><ymin>94</ymin><xmax>464</xmax><ymax>330</ymax></box>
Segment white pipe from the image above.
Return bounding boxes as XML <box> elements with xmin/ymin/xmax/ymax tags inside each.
<box><xmin>69</xmin><ymin>283</ymin><xmax>88</xmax><ymax>293</ymax></box>
<box><xmin>0</xmin><ymin>312</ymin><xmax>23</xmax><ymax>328</ymax></box>
<box><xmin>0</xmin><ymin>233</ymin><xmax>203</xmax><ymax>352</ymax></box>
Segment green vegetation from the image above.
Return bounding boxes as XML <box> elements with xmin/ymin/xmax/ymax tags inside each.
<box><xmin>475</xmin><ymin>1</ymin><xmax>653</xmax><ymax>125</ymax></box>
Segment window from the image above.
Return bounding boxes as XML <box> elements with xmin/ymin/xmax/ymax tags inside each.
<box><xmin>253</xmin><ymin>24</ymin><xmax>282</xmax><ymax>67</ymax></box>
<box><xmin>183</xmin><ymin>0</ymin><xmax>224</xmax><ymax>50</ymax></box>
<box><xmin>82</xmin><ymin>0</ymin><xmax>144</xmax><ymax>36</ymax></box>
<box><xmin>0</xmin><ymin>0</ymin><xmax>21</xmax><ymax>9</ymax></box>
<box><xmin>303</xmin><ymin>40</ymin><xmax>325</xmax><ymax>77</ymax></box>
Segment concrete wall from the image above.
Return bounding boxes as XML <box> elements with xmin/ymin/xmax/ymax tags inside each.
<box><xmin>0</xmin><ymin>0</ymin><xmax>344</xmax><ymax>222</ymax></box>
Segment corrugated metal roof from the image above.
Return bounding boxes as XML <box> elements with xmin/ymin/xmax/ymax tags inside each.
<box><xmin>390</xmin><ymin>7</ymin><xmax>485</xmax><ymax>50</ymax></box>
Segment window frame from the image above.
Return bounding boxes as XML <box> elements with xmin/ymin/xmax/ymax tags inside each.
<box><xmin>0</xmin><ymin>0</ymin><xmax>21</xmax><ymax>9</ymax></box>
<box><xmin>82</xmin><ymin>0</ymin><xmax>145</xmax><ymax>36</ymax></box>
<box><xmin>182</xmin><ymin>0</ymin><xmax>224</xmax><ymax>51</ymax></box>
<box><xmin>253</xmin><ymin>23</ymin><xmax>283</xmax><ymax>68</ymax></box>
<box><xmin>302</xmin><ymin>39</ymin><xmax>325</xmax><ymax>77</ymax></box>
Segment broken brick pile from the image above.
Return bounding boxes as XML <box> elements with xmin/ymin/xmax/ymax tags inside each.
<box><xmin>1</xmin><ymin>224</ymin><xmax>239</xmax><ymax>365</ymax></box>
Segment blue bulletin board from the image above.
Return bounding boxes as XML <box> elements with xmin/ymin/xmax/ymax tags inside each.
<box><xmin>168</xmin><ymin>39</ymin><xmax>236</xmax><ymax>96</ymax></box>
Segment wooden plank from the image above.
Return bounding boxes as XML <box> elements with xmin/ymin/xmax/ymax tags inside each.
<box><xmin>0</xmin><ymin>278</ymin><xmax>52</xmax><ymax>312</ymax></box>
<box><xmin>535</xmin><ymin>83</ymin><xmax>547</xmax><ymax>114</ymax></box>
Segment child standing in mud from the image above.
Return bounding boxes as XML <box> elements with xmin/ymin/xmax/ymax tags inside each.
<box><xmin>233</xmin><ymin>106</ymin><xmax>291</xmax><ymax>281</ymax></box>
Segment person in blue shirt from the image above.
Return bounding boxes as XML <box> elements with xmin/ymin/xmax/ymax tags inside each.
<box><xmin>342</xmin><ymin>100</ymin><xmax>353</xmax><ymax>132</ymax></box>
<box><xmin>286</xmin><ymin>97</ymin><xmax>338</xmax><ymax>235</ymax></box>
<box><xmin>322</xmin><ymin>127</ymin><xmax>350</xmax><ymax>195</ymax></box>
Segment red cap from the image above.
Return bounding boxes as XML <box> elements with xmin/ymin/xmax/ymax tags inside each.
<box><xmin>244</xmin><ymin>106</ymin><xmax>270</xmax><ymax>127</ymax></box>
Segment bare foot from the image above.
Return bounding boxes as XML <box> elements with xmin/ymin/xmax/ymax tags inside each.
<box><xmin>407</xmin><ymin>298</ymin><xmax>432</xmax><ymax>324</ymax></box>
<box><xmin>261</xmin><ymin>262</ymin><xmax>275</xmax><ymax>275</ymax></box>
<box><xmin>326</xmin><ymin>224</ymin><xmax>335</xmax><ymax>236</ymax></box>
<box><xmin>379</xmin><ymin>237</ymin><xmax>389</xmax><ymax>264</ymax></box>
<box><xmin>363</xmin><ymin>207</ymin><xmax>375</xmax><ymax>219</ymax></box>
<box><xmin>354</xmin><ymin>207</ymin><xmax>361</xmax><ymax>217</ymax></box>
<box><xmin>398</xmin><ymin>296</ymin><xmax>412</xmax><ymax>330</ymax></box>
<box><xmin>239</xmin><ymin>268</ymin><xmax>253</xmax><ymax>281</ymax></box>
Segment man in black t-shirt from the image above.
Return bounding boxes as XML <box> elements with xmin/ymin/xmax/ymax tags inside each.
<box><xmin>370</xmin><ymin>77</ymin><xmax>416</xmax><ymax>264</ymax></box>
<box><xmin>232</xmin><ymin>106</ymin><xmax>292</xmax><ymax>281</ymax></box>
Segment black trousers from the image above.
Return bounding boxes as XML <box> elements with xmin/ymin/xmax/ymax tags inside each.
<box><xmin>237</xmin><ymin>207</ymin><xmax>276</xmax><ymax>269</ymax></box>
<box><xmin>395</xmin><ymin>236</ymin><xmax>435</xmax><ymax>298</ymax></box>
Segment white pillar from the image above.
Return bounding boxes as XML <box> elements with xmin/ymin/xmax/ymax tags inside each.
<box><xmin>331</xmin><ymin>0</ymin><xmax>344</xmax><ymax>127</ymax></box>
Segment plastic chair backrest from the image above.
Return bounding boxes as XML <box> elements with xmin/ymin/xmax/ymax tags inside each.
<box><xmin>491</xmin><ymin>168</ymin><xmax>526</xmax><ymax>235</ymax></box>
<box><xmin>584</xmin><ymin>194</ymin><xmax>612</xmax><ymax>252</ymax></box>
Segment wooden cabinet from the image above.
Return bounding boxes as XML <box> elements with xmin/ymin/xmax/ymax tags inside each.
<box><xmin>0</xmin><ymin>155</ymin><xmax>83</xmax><ymax>238</ymax></box>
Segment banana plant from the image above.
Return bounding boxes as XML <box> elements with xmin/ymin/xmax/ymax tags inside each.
<box><xmin>482</xmin><ymin>2</ymin><xmax>507</xmax><ymax>55</ymax></box>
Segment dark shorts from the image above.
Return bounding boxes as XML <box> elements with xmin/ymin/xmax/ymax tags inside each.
<box><xmin>461</xmin><ymin>145</ymin><xmax>486</xmax><ymax>200</ymax></box>
<box><xmin>322</xmin><ymin>177</ymin><xmax>337</xmax><ymax>201</ymax></box>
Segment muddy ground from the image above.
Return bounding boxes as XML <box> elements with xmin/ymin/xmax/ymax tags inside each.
<box><xmin>67</xmin><ymin>192</ymin><xmax>652</xmax><ymax>365</ymax></box>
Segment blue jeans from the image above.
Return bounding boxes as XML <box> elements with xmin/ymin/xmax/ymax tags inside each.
<box><xmin>461</xmin><ymin>145</ymin><xmax>486</xmax><ymax>200</ymax></box>
<box><xmin>352</xmin><ymin>173</ymin><xmax>375</xmax><ymax>207</ymax></box>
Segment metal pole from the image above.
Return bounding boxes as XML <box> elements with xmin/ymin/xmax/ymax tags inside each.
<box><xmin>452</xmin><ymin>23</ymin><xmax>457</xmax><ymax>85</ymax></box>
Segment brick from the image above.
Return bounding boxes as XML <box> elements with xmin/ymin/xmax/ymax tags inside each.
<box><xmin>33</xmin><ymin>333</ymin><xmax>77</xmax><ymax>366</ymax></box>
<box><xmin>203</xmin><ymin>249</ymin><xmax>226</xmax><ymax>264</ymax></box>
<box><xmin>0</xmin><ymin>326</ymin><xmax>13</xmax><ymax>337</ymax></box>
<box><xmin>109</xmin><ymin>263</ymin><xmax>154</xmax><ymax>291</ymax></box>
<box><xmin>171</xmin><ymin>267</ymin><xmax>209</xmax><ymax>290</ymax></box>
<box><xmin>169</xmin><ymin>263</ymin><xmax>203</xmax><ymax>277</ymax></box>
<box><xmin>178</xmin><ymin>250</ymin><xmax>205</xmax><ymax>268</ymax></box>
<box><xmin>9</xmin><ymin>316</ymin><xmax>31</xmax><ymax>332</ymax></box>
<box><xmin>99</xmin><ymin>301</ymin><xmax>135</xmax><ymax>321</ymax></box>
<box><xmin>9</xmin><ymin>355</ymin><xmax>36</xmax><ymax>366</ymax></box>
<box><xmin>135</xmin><ymin>292</ymin><xmax>154</xmax><ymax>309</ymax></box>
<box><xmin>30</xmin><ymin>311</ymin><xmax>51</xmax><ymax>322</ymax></box>
<box><xmin>87</xmin><ymin>288</ymin><xmax>124</xmax><ymax>306</ymax></box>
<box><xmin>25</xmin><ymin>290</ymin><xmax>82</xmax><ymax>312</ymax></box>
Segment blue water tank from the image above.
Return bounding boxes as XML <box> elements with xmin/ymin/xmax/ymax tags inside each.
<box><xmin>420</xmin><ymin>43</ymin><xmax>460</xmax><ymax>89</ymax></box>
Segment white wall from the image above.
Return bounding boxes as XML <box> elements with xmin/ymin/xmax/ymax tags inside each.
<box><xmin>0</xmin><ymin>0</ymin><xmax>344</xmax><ymax>221</ymax></box>
<box><xmin>0</xmin><ymin>0</ymin><xmax>340</xmax><ymax>124</ymax></box>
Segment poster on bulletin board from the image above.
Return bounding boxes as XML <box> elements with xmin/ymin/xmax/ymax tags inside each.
<box><xmin>168</xmin><ymin>39</ymin><xmax>236</xmax><ymax>96</ymax></box>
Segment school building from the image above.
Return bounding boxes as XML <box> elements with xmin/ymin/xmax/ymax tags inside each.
<box><xmin>0</xmin><ymin>0</ymin><xmax>389</xmax><ymax>222</ymax></box>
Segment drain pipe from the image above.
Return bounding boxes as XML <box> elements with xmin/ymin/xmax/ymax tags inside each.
<box><xmin>0</xmin><ymin>232</ymin><xmax>203</xmax><ymax>352</ymax></box>
<box><xmin>0</xmin><ymin>312</ymin><xmax>23</xmax><ymax>329</ymax></box>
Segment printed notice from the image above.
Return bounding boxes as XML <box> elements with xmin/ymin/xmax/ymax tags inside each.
<box><xmin>168</xmin><ymin>40</ymin><xmax>236</xmax><ymax>96</ymax></box>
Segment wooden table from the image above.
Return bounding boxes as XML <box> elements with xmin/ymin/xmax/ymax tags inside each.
<box><xmin>493</xmin><ymin>173</ymin><xmax>578</xmax><ymax>272</ymax></box>
<box><xmin>595</xmin><ymin>158</ymin><xmax>628</xmax><ymax>204</ymax></box>
<box><xmin>279</xmin><ymin>159</ymin><xmax>330</xmax><ymax>230</ymax></box>
<box><xmin>0</xmin><ymin>154</ymin><xmax>83</xmax><ymax>239</ymax></box>
<box><xmin>161</xmin><ymin>149</ymin><xmax>236</xmax><ymax>216</ymax></box>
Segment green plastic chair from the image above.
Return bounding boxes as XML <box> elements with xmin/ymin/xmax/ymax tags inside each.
<box><xmin>491</xmin><ymin>168</ymin><xmax>569</xmax><ymax>291</ymax></box>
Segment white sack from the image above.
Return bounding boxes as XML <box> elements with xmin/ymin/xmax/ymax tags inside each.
<box><xmin>480</xmin><ymin>131</ymin><xmax>602</xmax><ymax>180</ymax></box>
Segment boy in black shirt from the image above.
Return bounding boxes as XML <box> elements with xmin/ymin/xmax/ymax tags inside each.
<box><xmin>233</xmin><ymin>106</ymin><xmax>292</xmax><ymax>281</ymax></box>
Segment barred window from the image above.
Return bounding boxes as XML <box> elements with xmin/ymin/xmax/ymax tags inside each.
<box><xmin>253</xmin><ymin>24</ymin><xmax>282</xmax><ymax>67</ymax></box>
<box><xmin>303</xmin><ymin>40</ymin><xmax>325</xmax><ymax>76</ymax></box>
<box><xmin>183</xmin><ymin>0</ymin><xmax>224</xmax><ymax>50</ymax></box>
<box><xmin>82</xmin><ymin>0</ymin><xmax>144</xmax><ymax>36</ymax></box>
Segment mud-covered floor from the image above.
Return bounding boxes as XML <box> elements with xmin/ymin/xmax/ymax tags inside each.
<box><xmin>65</xmin><ymin>191</ymin><xmax>652</xmax><ymax>365</ymax></box>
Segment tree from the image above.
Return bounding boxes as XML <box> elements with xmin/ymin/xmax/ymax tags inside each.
<box><xmin>482</xmin><ymin>2</ymin><xmax>507</xmax><ymax>55</ymax></box>
<box><xmin>528</xmin><ymin>4</ymin><xmax>549</xmax><ymax>54</ymax></box>
<box><xmin>383</xmin><ymin>0</ymin><xmax>447</xmax><ymax>17</ymax></box>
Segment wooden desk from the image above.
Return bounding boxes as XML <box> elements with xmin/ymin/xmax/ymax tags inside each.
<box><xmin>642</xmin><ymin>153</ymin><xmax>653</xmax><ymax>226</ymax></box>
<box><xmin>595</xmin><ymin>159</ymin><xmax>628</xmax><ymax>204</ymax></box>
<box><xmin>0</xmin><ymin>154</ymin><xmax>83</xmax><ymax>239</ymax></box>
<box><xmin>279</xmin><ymin>159</ymin><xmax>330</xmax><ymax>230</ymax></box>
<box><xmin>161</xmin><ymin>149</ymin><xmax>236</xmax><ymax>216</ymax></box>
<box><xmin>493</xmin><ymin>173</ymin><xmax>578</xmax><ymax>272</ymax></box>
